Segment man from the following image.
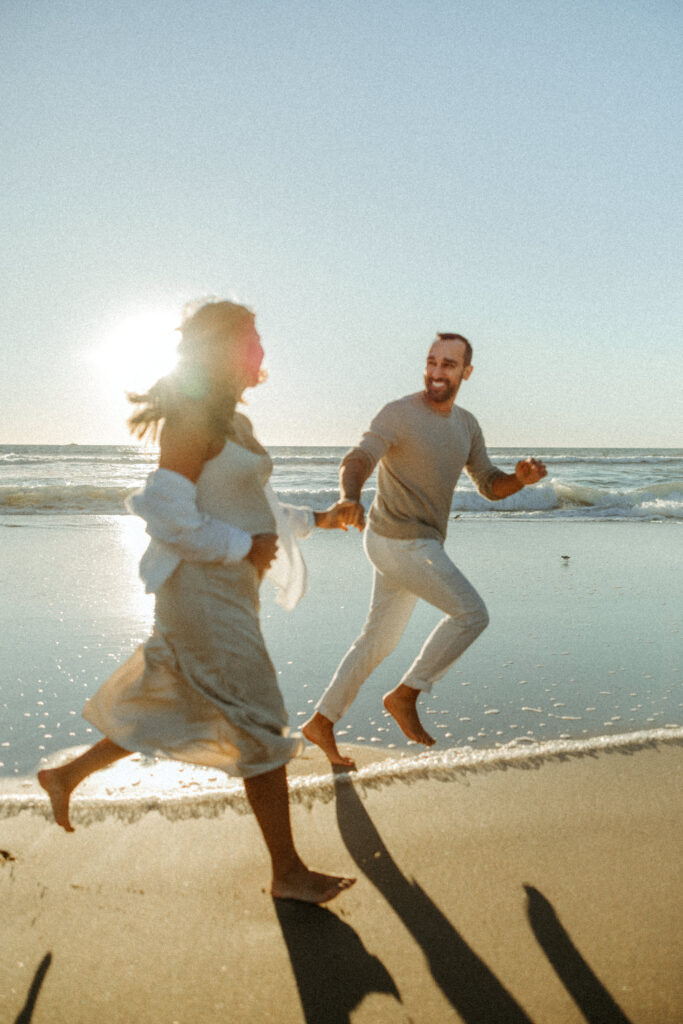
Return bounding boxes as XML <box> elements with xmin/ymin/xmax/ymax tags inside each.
<box><xmin>302</xmin><ymin>332</ymin><xmax>547</xmax><ymax>766</ymax></box>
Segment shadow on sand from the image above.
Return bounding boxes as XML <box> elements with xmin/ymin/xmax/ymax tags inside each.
<box><xmin>333</xmin><ymin>768</ymin><xmax>534</xmax><ymax>1024</ymax></box>
<box><xmin>525</xmin><ymin>886</ymin><xmax>633</xmax><ymax>1024</ymax></box>
<box><xmin>274</xmin><ymin>898</ymin><xmax>400</xmax><ymax>1024</ymax></box>
<box><xmin>14</xmin><ymin>953</ymin><xmax>52</xmax><ymax>1024</ymax></box>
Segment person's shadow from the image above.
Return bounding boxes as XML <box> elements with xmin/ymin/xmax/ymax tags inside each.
<box><xmin>274</xmin><ymin>898</ymin><xmax>401</xmax><ymax>1023</ymax></box>
<box><xmin>14</xmin><ymin>953</ymin><xmax>52</xmax><ymax>1024</ymax></box>
<box><xmin>333</xmin><ymin>769</ymin><xmax>534</xmax><ymax>1024</ymax></box>
<box><xmin>525</xmin><ymin>886</ymin><xmax>633</xmax><ymax>1024</ymax></box>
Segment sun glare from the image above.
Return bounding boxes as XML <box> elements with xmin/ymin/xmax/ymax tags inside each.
<box><xmin>92</xmin><ymin>310</ymin><xmax>180</xmax><ymax>395</ymax></box>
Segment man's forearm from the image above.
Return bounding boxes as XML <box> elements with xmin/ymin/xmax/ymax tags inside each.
<box><xmin>489</xmin><ymin>472</ymin><xmax>525</xmax><ymax>500</ymax></box>
<box><xmin>340</xmin><ymin>456</ymin><xmax>371</xmax><ymax>501</ymax></box>
<box><xmin>489</xmin><ymin>457</ymin><xmax>547</xmax><ymax>499</ymax></box>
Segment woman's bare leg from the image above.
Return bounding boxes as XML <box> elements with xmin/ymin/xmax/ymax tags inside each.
<box><xmin>38</xmin><ymin>738</ymin><xmax>131</xmax><ymax>833</ymax></box>
<box><xmin>243</xmin><ymin>765</ymin><xmax>355</xmax><ymax>904</ymax></box>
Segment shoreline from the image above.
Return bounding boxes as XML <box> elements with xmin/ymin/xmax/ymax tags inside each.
<box><xmin>3</xmin><ymin>725</ymin><xmax>681</xmax><ymax>825</ymax></box>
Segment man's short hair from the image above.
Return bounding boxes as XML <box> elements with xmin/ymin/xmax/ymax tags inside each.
<box><xmin>435</xmin><ymin>332</ymin><xmax>473</xmax><ymax>366</ymax></box>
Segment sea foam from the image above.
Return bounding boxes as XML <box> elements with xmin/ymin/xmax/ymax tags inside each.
<box><xmin>3</xmin><ymin>727</ymin><xmax>680</xmax><ymax>828</ymax></box>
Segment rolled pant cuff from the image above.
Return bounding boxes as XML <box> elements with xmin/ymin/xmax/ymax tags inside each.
<box><xmin>314</xmin><ymin>700</ymin><xmax>343</xmax><ymax>725</ymax></box>
<box><xmin>398</xmin><ymin>675</ymin><xmax>432</xmax><ymax>694</ymax></box>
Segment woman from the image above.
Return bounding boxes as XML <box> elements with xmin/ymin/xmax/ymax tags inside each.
<box><xmin>39</xmin><ymin>299</ymin><xmax>355</xmax><ymax>904</ymax></box>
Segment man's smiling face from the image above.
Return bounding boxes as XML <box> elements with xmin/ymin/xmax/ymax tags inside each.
<box><xmin>423</xmin><ymin>338</ymin><xmax>473</xmax><ymax>410</ymax></box>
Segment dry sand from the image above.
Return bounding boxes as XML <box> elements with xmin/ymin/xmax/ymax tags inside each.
<box><xmin>2</xmin><ymin>738</ymin><xmax>681</xmax><ymax>1023</ymax></box>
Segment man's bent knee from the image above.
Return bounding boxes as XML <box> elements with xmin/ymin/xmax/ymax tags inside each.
<box><xmin>465</xmin><ymin>603</ymin><xmax>489</xmax><ymax>637</ymax></box>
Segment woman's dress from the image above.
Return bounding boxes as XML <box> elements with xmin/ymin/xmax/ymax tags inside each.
<box><xmin>83</xmin><ymin>417</ymin><xmax>304</xmax><ymax>778</ymax></box>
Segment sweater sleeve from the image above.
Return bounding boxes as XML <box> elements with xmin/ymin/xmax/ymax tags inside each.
<box><xmin>465</xmin><ymin>418</ymin><xmax>505</xmax><ymax>501</ymax></box>
<box><xmin>341</xmin><ymin>401</ymin><xmax>399</xmax><ymax>475</ymax></box>
<box><xmin>128</xmin><ymin>469</ymin><xmax>253</xmax><ymax>563</ymax></box>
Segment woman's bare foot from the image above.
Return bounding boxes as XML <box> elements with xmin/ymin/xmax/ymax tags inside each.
<box><xmin>37</xmin><ymin>768</ymin><xmax>76</xmax><ymax>832</ymax></box>
<box><xmin>383</xmin><ymin>685</ymin><xmax>435</xmax><ymax>747</ymax></box>
<box><xmin>271</xmin><ymin>864</ymin><xmax>356</xmax><ymax>904</ymax></box>
<box><xmin>302</xmin><ymin>713</ymin><xmax>356</xmax><ymax>768</ymax></box>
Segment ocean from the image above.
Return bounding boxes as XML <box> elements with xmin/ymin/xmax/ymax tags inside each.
<box><xmin>2</xmin><ymin>444</ymin><xmax>683</xmax><ymax>520</ymax></box>
<box><xmin>1</xmin><ymin>444</ymin><xmax>681</xmax><ymax>819</ymax></box>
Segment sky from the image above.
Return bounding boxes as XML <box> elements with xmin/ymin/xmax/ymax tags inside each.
<box><xmin>2</xmin><ymin>0</ymin><xmax>681</xmax><ymax>448</ymax></box>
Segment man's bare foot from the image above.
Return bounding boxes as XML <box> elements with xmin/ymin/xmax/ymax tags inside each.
<box><xmin>37</xmin><ymin>768</ymin><xmax>75</xmax><ymax>833</ymax></box>
<box><xmin>383</xmin><ymin>686</ymin><xmax>435</xmax><ymax>747</ymax></box>
<box><xmin>272</xmin><ymin>864</ymin><xmax>356</xmax><ymax>904</ymax></box>
<box><xmin>302</xmin><ymin>713</ymin><xmax>355</xmax><ymax>768</ymax></box>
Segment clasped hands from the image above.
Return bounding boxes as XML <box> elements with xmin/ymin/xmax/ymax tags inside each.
<box><xmin>316</xmin><ymin>499</ymin><xmax>366</xmax><ymax>532</ymax></box>
<box><xmin>246</xmin><ymin>500</ymin><xmax>365</xmax><ymax>578</ymax></box>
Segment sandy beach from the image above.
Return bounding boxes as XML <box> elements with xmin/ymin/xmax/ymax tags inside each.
<box><xmin>2</xmin><ymin>736</ymin><xmax>681</xmax><ymax>1023</ymax></box>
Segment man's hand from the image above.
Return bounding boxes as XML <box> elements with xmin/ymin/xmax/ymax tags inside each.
<box><xmin>316</xmin><ymin>499</ymin><xmax>365</xmax><ymax>531</ymax></box>
<box><xmin>514</xmin><ymin>457</ymin><xmax>547</xmax><ymax>487</ymax></box>
<box><xmin>246</xmin><ymin>533</ymin><xmax>279</xmax><ymax>578</ymax></box>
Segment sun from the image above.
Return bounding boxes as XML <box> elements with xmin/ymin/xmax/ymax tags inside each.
<box><xmin>92</xmin><ymin>310</ymin><xmax>180</xmax><ymax>395</ymax></box>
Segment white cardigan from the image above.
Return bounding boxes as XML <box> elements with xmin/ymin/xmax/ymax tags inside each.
<box><xmin>128</xmin><ymin>468</ymin><xmax>314</xmax><ymax>610</ymax></box>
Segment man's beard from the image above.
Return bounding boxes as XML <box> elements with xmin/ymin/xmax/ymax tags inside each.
<box><xmin>424</xmin><ymin>378</ymin><xmax>456</xmax><ymax>403</ymax></box>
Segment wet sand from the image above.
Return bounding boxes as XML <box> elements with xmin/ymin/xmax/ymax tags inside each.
<box><xmin>2</xmin><ymin>516</ymin><xmax>681</xmax><ymax>775</ymax></box>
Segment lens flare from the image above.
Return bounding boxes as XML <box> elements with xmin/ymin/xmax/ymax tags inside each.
<box><xmin>92</xmin><ymin>311</ymin><xmax>180</xmax><ymax>394</ymax></box>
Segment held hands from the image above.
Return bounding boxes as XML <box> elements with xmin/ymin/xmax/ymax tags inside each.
<box><xmin>514</xmin><ymin>457</ymin><xmax>547</xmax><ymax>487</ymax></box>
<box><xmin>246</xmin><ymin>501</ymin><xmax>364</xmax><ymax>581</ymax></box>
<box><xmin>246</xmin><ymin>533</ymin><xmax>279</xmax><ymax>579</ymax></box>
<box><xmin>316</xmin><ymin>499</ymin><xmax>366</xmax><ymax>531</ymax></box>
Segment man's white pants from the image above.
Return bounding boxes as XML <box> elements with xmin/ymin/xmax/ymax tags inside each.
<box><xmin>316</xmin><ymin>529</ymin><xmax>489</xmax><ymax>724</ymax></box>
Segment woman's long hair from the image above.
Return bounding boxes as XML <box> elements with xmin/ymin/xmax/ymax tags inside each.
<box><xmin>127</xmin><ymin>300</ymin><xmax>256</xmax><ymax>442</ymax></box>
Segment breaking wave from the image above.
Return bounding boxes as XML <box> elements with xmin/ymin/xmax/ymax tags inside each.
<box><xmin>2</xmin><ymin>479</ymin><xmax>682</xmax><ymax>520</ymax></box>
<box><xmin>450</xmin><ymin>479</ymin><xmax>683</xmax><ymax>519</ymax></box>
<box><xmin>0</xmin><ymin>484</ymin><xmax>134</xmax><ymax>514</ymax></box>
